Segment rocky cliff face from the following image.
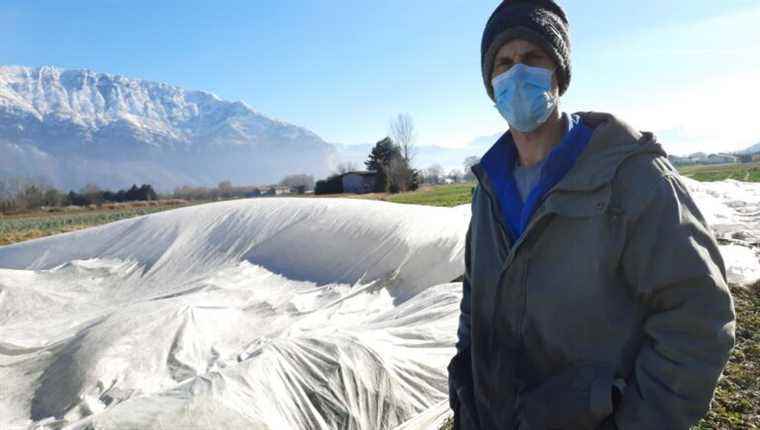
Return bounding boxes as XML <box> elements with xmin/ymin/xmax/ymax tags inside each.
<box><xmin>0</xmin><ymin>66</ymin><xmax>337</xmax><ymax>191</ymax></box>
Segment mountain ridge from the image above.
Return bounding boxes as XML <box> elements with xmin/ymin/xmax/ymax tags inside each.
<box><xmin>0</xmin><ymin>65</ymin><xmax>337</xmax><ymax>191</ymax></box>
<box><xmin>738</xmin><ymin>142</ymin><xmax>760</xmax><ymax>155</ymax></box>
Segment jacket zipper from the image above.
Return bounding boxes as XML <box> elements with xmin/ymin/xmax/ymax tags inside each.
<box><xmin>472</xmin><ymin>163</ymin><xmax>563</xmax><ymax>416</ymax></box>
<box><xmin>498</xmin><ymin>182</ymin><xmax>557</xmax><ymax>271</ymax></box>
<box><xmin>501</xmin><ymin>198</ymin><xmax>553</xmax><ymax>270</ymax></box>
<box><xmin>472</xmin><ymin>164</ymin><xmax>556</xmax><ymax>325</ymax></box>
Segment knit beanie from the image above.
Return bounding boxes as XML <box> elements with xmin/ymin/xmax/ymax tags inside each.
<box><xmin>481</xmin><ymin>0</ymin><xmax>571</xmax><ymax>101</ymax></box>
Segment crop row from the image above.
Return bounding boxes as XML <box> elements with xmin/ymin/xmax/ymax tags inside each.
<box><xmin>0</xmin><ymin>207</ymin><xmax>172</xmax><ymax>236</ymax></box>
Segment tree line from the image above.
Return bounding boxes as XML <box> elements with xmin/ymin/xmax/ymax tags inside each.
<box><xmin>174</xmin><ymin>175</ymin><xmax>315</xmax><ymax>201</ymax></box>
<box><xmin>0</xmin><ymin>173</ymin><xmax>319</xmax><ymax>214</ymax></box>
<box><xmin>420</xmin><ymin>156</ymin><xmax>479</xmax><ymax>185</ymax></box>
<box><xmin>0</xmin><ymin>179</ymin><xmax>160</xmax><ymax>214</ymax></box>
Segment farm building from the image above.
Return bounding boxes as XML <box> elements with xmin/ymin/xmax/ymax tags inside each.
<box><xmin>738</xmin><ymin>154</ymin><xmax>754</xmax><ymax>163</ymax></box>
<box><xmin>709</xmin><ymin>154</ymin><xmax>739</xmax><ymax>164</ymax></box>
<box><xmin>341</xmin><ymin>171</ymin><xmax>377</xmax><ymax>194</ymax></box>
<box><xmin>262</xmin><ymin>186</ymin><xmax>292</xmax><ymax>196</ymax></box>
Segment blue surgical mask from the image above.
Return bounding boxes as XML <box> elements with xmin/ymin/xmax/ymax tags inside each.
<box><xmin>492</xmin><ymin>63</ymin><xmax>559</xmax><ymax>133</ymax></box>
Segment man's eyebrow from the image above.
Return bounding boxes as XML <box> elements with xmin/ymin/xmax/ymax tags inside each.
<box><xmin>522</xmin><ymin>48</ymin><xmax>543</xmax><ymax>57</ymax></box>
<box><xmin>496</xmin><ymin>48</ymin><xmax>543</xmax><ymax>62</ymax></box>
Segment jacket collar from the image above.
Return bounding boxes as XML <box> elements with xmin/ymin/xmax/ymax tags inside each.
<box><xmin>471</xmin><ymin>111</ymin><xmax>667</xmax><ymax>198</ymax></box>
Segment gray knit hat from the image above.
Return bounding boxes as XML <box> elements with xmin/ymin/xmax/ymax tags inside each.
<box><xmin>481</xmin><ymin>0</ymin><xmax>571</xmax><ymax>101</ymax></box>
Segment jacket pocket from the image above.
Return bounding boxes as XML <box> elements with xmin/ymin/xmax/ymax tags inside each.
<box><xmin>588</xmin><ymin>368</ymin><xmax>615</xmax><ymax>420</ymax></box>
<box><xmin>447</xmin><ymin>352</ymin><xmax>471</xmax><ymax>408</ymax></box>
<box><xmin>544</xmin><ymin>184</ymin><xmax>612</xmax><ymax>219</ymax></box>
<box><xmin>515</xmin><ymin>362</ymin><xmax>617</xmax><ymax>430</ymax></box>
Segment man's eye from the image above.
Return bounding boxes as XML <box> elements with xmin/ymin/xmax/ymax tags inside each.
<box><xmin>496</xmin><ymin>62</ymin><xmax>513</xmax><ymax>72</ymax></box>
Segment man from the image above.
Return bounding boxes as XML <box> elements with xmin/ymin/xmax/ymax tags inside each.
<box><xmin>447</xmin><ymin>1</ymin><xmax>736</xmax><ymax>429</ymax></box>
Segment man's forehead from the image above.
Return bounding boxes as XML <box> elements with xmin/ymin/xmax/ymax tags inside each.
<box><xmin>495</xmin><ymin>39</ymin><xmax>546</xmax><ymax>57</ymax></box>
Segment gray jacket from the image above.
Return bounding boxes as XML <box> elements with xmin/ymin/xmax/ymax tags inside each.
<box><xmin>448</xmin><ymin>112</ymin><xmax>736</xmax><ymax>429</ymax></box>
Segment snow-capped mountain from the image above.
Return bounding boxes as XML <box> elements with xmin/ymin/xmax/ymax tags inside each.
<box><xmin>0</xmin><ymin>65</ymin><xmax>338</xmax><ymax>191</ymax></box>
<box><xmin>738</xmin><ymin>142</ymin><xmax>760</xmax><ymax>155</ymax></box>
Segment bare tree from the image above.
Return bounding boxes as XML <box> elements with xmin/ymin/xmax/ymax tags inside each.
<box><xmin>387</xmin><ymin>113</ymin><xmax>421</xmax><ymax>192</ymax></box>
<box><xmin>463</xmin><ymin>156</ymin><xmax>480</xmax><ymax>181</ymax></box>
<box><xmin>389</xmin><ymin>113</ymin><xmax>417</xmax><ymax>165</ymax></box>
<box><xmin>21</xmin><ymin>184</ymin><xmax>46</xmax><ymax>209</ymax></box>
<box><xmin>0</xmin><ymin>177</ymin><xmax>22</xmax><ymax>200</ymax></box>
<box><xmin>217</xmin><ymin>180</ymin><xmax>233</xmax><ymax>198</ymax></box>
<box><xmin>1</xmin><ymin>177</ymin><xmax>52</xmax><ymax>197</ymax></box>
<box><xmin>218</xmin><ymin>180</ymin><xmax>233</xmax><ymax>191</ymax></box>
<box><xmin>426</xmin><ymin>164</ymin><xmax>445</xmax><ymax>185</ymax></box>
<box><xmin>387</xmin><ymin>153</ymin><xmax>415</xmax><ymax>193</ymax></box>
<box><xmin>448</xmin><ymin>169</ymin><xmax>462</xmax><ymax>183</ymax></box>
<box><xmin>335</xmin><ymin>161</ymin><xmax>358</xmax><ymax>175</ymax></box>
<box><xmin>279</xmin><ymin>174</ymin><xmax>315</xmax><ymax>193</ymax></box>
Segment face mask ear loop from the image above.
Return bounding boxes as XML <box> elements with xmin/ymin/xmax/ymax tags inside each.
<box><xmin>491</xmin><ymin>67</ymin><xmax>516</xmax><ymax>110</ymax></box>
<box><xmin>541</xmin><ymin>66</ymin><xmax>561</xmax><ymax>124</ymax></box>
<box><xmin>491</xmin><ymin>64</ymin><xmax>518</xmax><ymax>91</ymax></box>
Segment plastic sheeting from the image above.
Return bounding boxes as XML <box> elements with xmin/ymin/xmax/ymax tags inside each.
<box><xmin>681</xmin><ymin>177</ymin><xmax>760</xmax><ymax>285</ymax></box>
<box><xmin>0</xmin><ymin>197</ymin><xmax>468</xmax><ymax>429</ymax></box>
<box><xmin>1</xmin><ymin>178</ymin><xmax>758</xmax><ymax>429</ymax></box>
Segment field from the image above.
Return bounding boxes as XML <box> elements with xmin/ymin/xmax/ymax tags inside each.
<box><xmin>385</xmin><ymin>183</ymin><xmax>476</xmax><ymax>207</ymax></box>
<box><xmin>680</xmin><ymin>162</ymin><xmax>760</xmax><ymax>182</ymax></box>
<box><xmin>302</xmin><ymin>183</ymin><xmax>477</xmax><ymax>208</ymax></box>
<box><xmin>696</xmin><ymin>281</ymin><xmax>760</xmax><ymax>429</ymax></box>
<box><xmin>0</xmin><ymin>204</ymin><xmax>191</xmax><ymax>246</ymax></box>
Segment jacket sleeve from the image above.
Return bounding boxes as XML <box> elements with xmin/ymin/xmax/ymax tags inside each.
<box><xmin>613</xmin><ymin>172</ymin><xmax>736</xmax><ymax>429</ymax></box>
<box><xmin>456</xmin><ymin>217</ymin><xmax>473</xmax><ymax>356</ymax></box>
<box><xmin>448</xmin><ymin>186</ymin><xmax>477</xmax><ymax>411</ymax></box>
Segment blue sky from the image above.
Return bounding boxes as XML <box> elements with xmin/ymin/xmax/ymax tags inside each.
<box><xmin>1</xmin><ymin>0</ymin><xmax>759</xmax><ymax>158</ymax></box>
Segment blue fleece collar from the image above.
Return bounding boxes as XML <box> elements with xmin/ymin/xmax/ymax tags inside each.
<box><xmin>481</xmin><ymin>113</ymin><xmax>594</xmax><ymax>242</ymax></box>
